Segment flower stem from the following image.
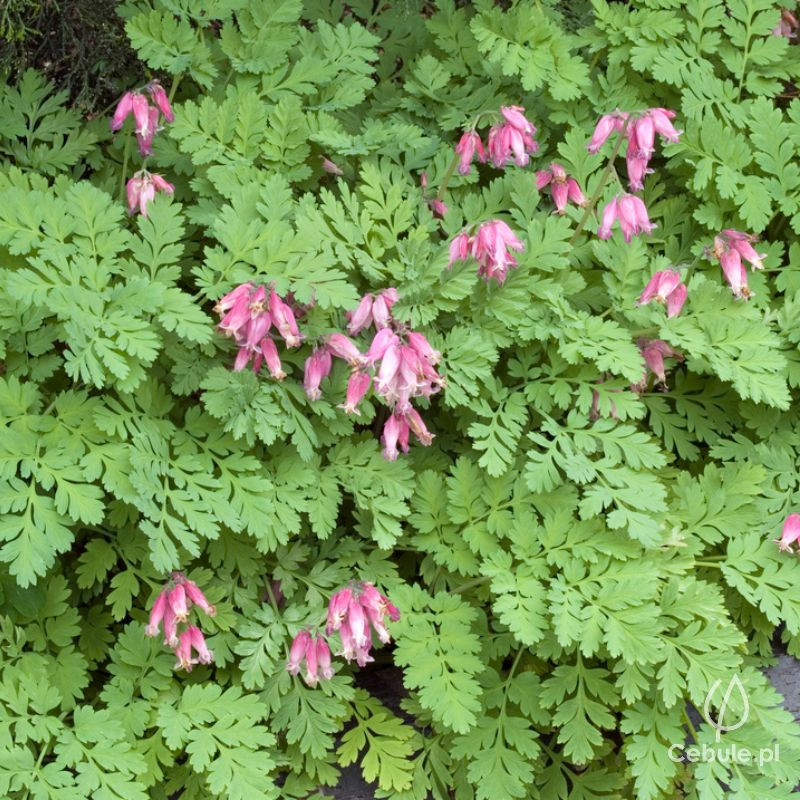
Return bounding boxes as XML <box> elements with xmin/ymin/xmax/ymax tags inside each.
<box><xmin>450</xmin><ymin>575</ymin><xmax>491</xmax><ymax>594</ymax></box>
<box><xmin>168</xmin><ymin>73</ymin><xmax>183</xmax><ymax>104</ymax></box>
<box><xmin>118</xmin><ymin>133</ymin><xmax>132</xmax><ymax>203</ymax></box>
<box><xmin>568</xmin><ymin>115</ymin><xmax>632</xmax><ymax>246</ymax></box>
<box><xmin>436</xmin><ymin>151</ymin><xmax>461</xmax><ymax>201</ymax></box>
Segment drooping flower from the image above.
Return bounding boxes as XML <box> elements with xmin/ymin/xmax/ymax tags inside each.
<box><xmin>429</xmin><ymin>197</ymin><xmax>448</xmax><ymax>217</ymax></box>
<box><xmin>455</xmin><ymin>130</ymin><xmax>487</xmax><ymax>175</ymax></box>
<box><xmin>321</xmin><ymin>156</ymin><xmax>343</xmax><ymax>176</ymax></box>
<box><xmin>345</xmin><ymin>289</ymin><xmax>399</xmax><ymax>335</ymax></box>
<box><xmin>487</xmin><ymin>106</ymin><xmax>539</xmax><ymax>168</ymax></box>
<box><xmin>587</xmin><ymin>111</ymin><xmax>629</xmax><ymax>154</ymax></box>
<box><xmin>126</xmin><ymin>171</ymin><xmax>174</xmax><ymax>217</ymax></box>
<box><xmin>448</xmin><ymin>232</ymin><xmax>471</xmax><ymax>267</ymax></box>
<box><xmin>110</xmin><ymin>82</ymin><xmax>175</xmax><ymax>145</ymax></box>
<box><xmin>720</xmin><ymin>229</ymin><xmax>766</xmax><ymax>270</ymax></box>
<box><xmin>339</xmin><ymin>369</ymin><xmax>372</xmax><ymax>415</ymax></box>
<box><xmin>775</xmin><ymin>513</ymin><xmax>800</xmax><ymax>553</ymax></box>
<box><xmin>774</xmin><ymin>7</ymin><xmax>799</xmax><ymax>37</ymax></box>
<box><xmin>709</xmin><ymin>230</ymin><xmax>766</xmax><ymax>299</ymax></box>
<box><xmin>637</xmin><ymin>269</ymin><xmax>688</xmax><ymax>318</ymax></box>
<box><xmin>304</xmin><ymin>348</ymin><xmax>333</xmax><ymax>400</ymax></box>
<box><xmin>598</xmin><ymin>194</ymin><xmax>655</xmax><ymax>242</ymax></box>
<box><xmin>174</xmin><ymin>625</ymin><xmax>214</xmax><ymax>672</ymax></box>
<box><xmin>535</xmin><ymin>162</ymin><xmax>586</xmax><ymax>214</ymax></box>
<box><xmin>146</xmin><ymin>573</ymin><xmax>216</xmax><ymax>660</ymax></box>
<box><xmin>632</xmin><ymin>338</ymin><xmax>684</xmax><ymax>391</ymax></box>
<box><xmin>447</xmin><ymin>221</ymin><xmax>525</xmax><ymax>283</ymax></box>
<box><xmin>148</xmin><ymin>81</ymin><xmax>174</xmax><ymax>122</ymax></box>
<box><xmin>325</xmin><ymin>333</ymin><xmax>362</xmax><ymax>366</ymax></box>
<box><xmin>269</xmin><ymin>290</ymin><xmax>303</xmax><ymax>348</ymax></box>
<box><xmin>110</xmin><ymin>92</ymin><xmax>135</xmax><ymax>132</ymax></box>
<box><xmin>472</xmin><ymin>219</ymin><xmax>525</xmax><ymax>283</ymax></box>
<box><xmin>214</xmin><ymin>283</ymin><xmax>298</xmax><ymax>375</ymax></box>
<box><xmin>325</xmin><ymin>582</ymin><xmax>400</xmax><ymax>668</ymax></box>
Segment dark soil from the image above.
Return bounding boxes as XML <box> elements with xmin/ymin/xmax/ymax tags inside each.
<box><xmin>1</xmin><ymin>0</ymin><xmax>141</xmax><ymax>113</ymax></box>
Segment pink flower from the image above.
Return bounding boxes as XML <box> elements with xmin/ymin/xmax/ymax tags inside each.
<box><xmin>326</xmin><ymin>581</ymin><xmax>400</xmax><ymax>665</ymax></box>
<box><xmin>381</xmin><ymin>412</ymin><xmax>406</xmax><ymax>461</ymax></box>
<box><xmin>775</xmin><ymin>513</ymin><xmax>800</xmax><ymax>552</ymax></box>
<box><xmin>371</xmin><ymin>289</ymin><xmax>396</xmax><ymax>329</ymax></box>
<box><xmin>470</xmin><ymin>219</ymin><xmax>525</xmax><ymax>283</ymax></box>
<box><xmin>347</xmin><ymin>294</ymin><xmax>374</xmax><ymax>336</ymax></box>
<box><xmin>340</xmin><ymin>370</ymin><xmax>371</xmax><ymax>414</ymax></box>
<box><xmin>598</xmin><ymin>194</ymin><xmax>655</xmax><ymax>242</ymax></box>
<box><xmin>448</xmin><ymin>232</ymin><xmax>471</xmax><ymax>267</ymax></box>
<box><xmin>487</xmin><ymin>106</ymin><xmax>539</xmax><ymax>168</ymax></box>
<box><xmin>404</xmin><ymin>406</ymin><xmax>434</xmax><ymax>446</ymax></box>
<box><xmin>648</xmin><ymin>108</ymin><xmax>682</xmax><ymax>143</ymax></box>
<box><xmin>131</xmin><ymin>93</ymin><xmax>152</xmax><ymax>137</ymax></box>
<box><xmin>147</xmin><ymin>81</ymin><xmax>174</xmax><ymax>123</ymax></box>
<box><xmin>126</xmin><ymin>171</ymin><xmax>174</xmax><ymax>217</ymax></box>
<box><xmin>183</xmin><ymin>578</ymin><xmax>217</xmax><ymax>616</ymax></box>
<box><xmin>720</xmin><ymin>229</ymin><xmax>766</xmax><ymax>270</ymax></box>
<box><xmin>429</xmin><ymin>198</ymin><xmax>448</xmax><ymax>217</ymax></box>
<box><xmin>316</xmin><ymin>636</ymin><xmax>334</xmax><ymax>680</ymax></box>
<box><xmin>364</xmin><ymin>328</ymin><xmax>399</xmax><ymax>365</ymax></box>
<box><xmin>145</xmin><ymin>590</ymin><xmax>168</xmax><ymax>638</ymax></box>
<box><xmin>174</xmin><ymin>626</ymin><xmax>214</xmax><ymax>671</ymax></box>
<box><xmin>303</xmin><ymin>633</ymin><xmax>319</xmax><ymax>686</ymax></box>
<box><xmin>287</xmin><ymin>631</ymin><xmax>311</xmax><ymax>675</ymax></box>
<box><xmin>304</xmin><ymin>348</ymin><xmax>333</xmax><ymax>400</ymax></box>
<box><xmin>188</xmin><ymin>625</ymin><xmax>214</xmax><ymax>664</ymax></box>
<box><xmin>327</xmin><ymin>587</ymin><xmax>353</xmax><ymax>633</ymax></box>
<box><xmin>535</xmin><ymin>162</ymin><xmax>586</xmax><ymax>214</ymax></box>
<box><xmin>110</xmin><ymin>91</ymin><xmax>135</xmax><ymax>132</ymax></box>
<box><xmin>633</xmin><ymin>338</ymin><xmax>684</xmax><ymax>390</ymax></box>
<box><xmin>168</xmin><ymin>583</ymin><xmax>189</xmax><ymax>621</ymax></box>
<box><xmin>174</xmin><ymin>629</ymin><xmax>194</xmax><ymax>671</ymax></box>
<box><xmin>146</xmin><ymin>573</ymin><xmax>216</xmax><ymax>656</ymax></box>
<box><xmin>406</xmin><ymin>331</ymin><xmax>440</xmax><ymax>365</ymax></box>
<box><xmin>455</xmin><ymin>130</ymin><xmax>486</xmax><ymax>175</ymax></box>
<box><xmin>258</xmin><ymin>337</ymin><xmax>287</xmax><ymax>379</ymax></box>
<box><xmin>637</xmin><ymin>269</ymin><xmax>688</xmax><ymax>317</ymax></box>
<box><xmin>710</xmin><ymin>231</ymin><xmax>764</xmax><ymax>299</ymax></box>
<box><xmin>587</xmin><ymin>112</ymin><xmax>628</xmax><ymax>154</ymax></box>
<box><xmin>321</xmin><ymin>156</ymin><xmax>343</xmax><ymax>176</ymax></box>
<box><xmin>326</xmin><ymin>333</ymin><xmax>362</xmax><ymax>365</ymax></box>
<box><xmin>268</xmin><ymin>290</ymin><xmax>303</xmax><ymax>347</ymax></box>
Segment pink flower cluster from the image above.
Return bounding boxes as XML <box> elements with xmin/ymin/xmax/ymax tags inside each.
<box><xmin>110</xmin><ymin>81</ymin><xmax>174</xmax><ymax>156</ymax></box>
<box><xmin>775</xmin><ymin>513</ymin><xmax>800</xmax><ymax>553</ymax></box>
<box><xmin>632</xmin><ymin>338</ymin><xmax>684</xmax><ymax>392</ymax></box>
<box><xmin>327</xmin><ymin>582</ymin><xmax>400</xmax><ymax>665</ymax></box>
<box><xmin>126</xmin><ymin>170</ymin><xmax>174</xmax><ymax>218</ymax></box>
<box><xmin>709</xmin><ymin>229</ymin><xmax>766</xmax><ymax>300</ymax></box>
<box><xmin>637</xmin><ymin>269</ymin><xmax>687</xmax><ymax>318</ymax></box>
<box><xmin>304</xmin><ymin>288</ymin><xmax>443</xmax><ymax>459</ymax></box>
<box><xmin>214</xmin><ymin>283</ymin><xmax>303</xmax><ymax>376</ymax></box>
<box><xmin>598</xmin><ymin>193</ymin><xmax>656</xmax><ymax>243</ymax></box>
<box><xmin>454</xmin><ymin>106</ymin><xmax>538</xmax><ymax>174</ymax></box>
<box><xmin>287</xmin><ymin>632</ymin><xmax>333</xmax><ymax>687</ymax></box>
<box><xmin>588</xmin><ymin>108</ymin><xmax>681</xmax><ymax>191</ymax></box>
<box><xmin>145</xmin><ymin>572</ymin><xmax>216</xmax><ymax>671</ymax></box>
<box><xmin>590</xmin><ymin>108</ymin><xmax>680</xmax><ymax>244</ymax></box>
<box><xmin>286</xmin><ymin>582</ymin><xmax>400</xmax><ymax>688</ymax></box>
<box><xmin>535</xmin><ymin>162</ymin><xmax>586</xmax><ymax>214</ymax></box>
<box><xmin>448</xmin><ymin>219</ymin><xmax>525</xmax><ymax>284</ymax></box>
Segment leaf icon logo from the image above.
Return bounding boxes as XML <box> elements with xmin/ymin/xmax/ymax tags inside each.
<box><xmin>703</xmin><ymin>675</ymin><xmax>749</xmax><ymax>742</ymax></box>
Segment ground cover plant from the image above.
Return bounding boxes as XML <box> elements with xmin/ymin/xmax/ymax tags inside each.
<box><xmin>4</xmin><ymin>0</ymin><xmax>800</xmax><ymax>798</ymax></box>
